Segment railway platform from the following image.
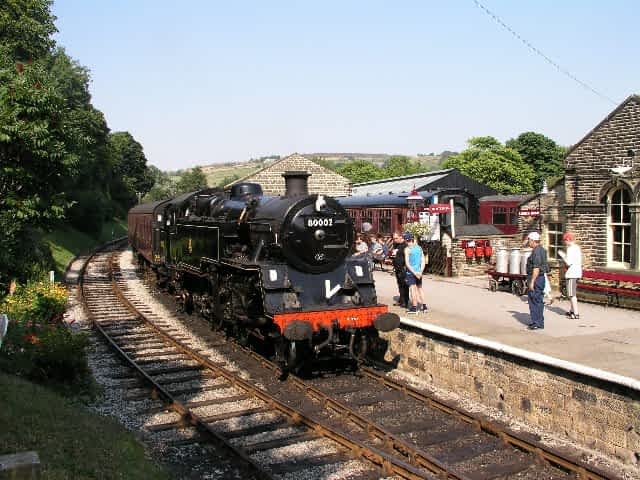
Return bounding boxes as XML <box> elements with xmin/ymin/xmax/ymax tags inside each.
<box><xmin>373</xmin><ymin>270</ymin><xmax>640</xmax><ymax>380</ymax></box>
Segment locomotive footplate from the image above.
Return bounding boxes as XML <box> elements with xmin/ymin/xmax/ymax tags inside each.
<box><xmin>273</xmin><ymin>305</ymin><xmax>400</xmax><ymax>338</ymax></box>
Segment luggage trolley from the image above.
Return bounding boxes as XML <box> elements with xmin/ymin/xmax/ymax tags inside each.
<box><xmin>487</xmin><ymin>268</ymin><xmax>528</xmax><ymax>296</ymax></box>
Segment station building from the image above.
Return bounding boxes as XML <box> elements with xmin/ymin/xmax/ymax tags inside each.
<box><xmin>520</xmin><ymin>94</ymin><xmax>640</xmax><ymax>272</ymax></box>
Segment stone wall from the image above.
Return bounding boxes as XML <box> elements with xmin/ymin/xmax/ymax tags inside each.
<box><xmin>382</xmin><ymin>325</ymin><xmax>640</xmax><ymax>465</ymax></box>
<box><xmin>237</xmin><ymin>153</ymin><xmax>351</xmax><ymax>197</ymax></box>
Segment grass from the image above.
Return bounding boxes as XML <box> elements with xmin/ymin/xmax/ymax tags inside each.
<box><xmin>45</xmin><ymin>218</ymin><xmax>127</xmax><ymax>275</ymax></box>
<box><xmin>0</xmin><ymin>372</ymin><xmax>170</xmax><ymax>480</ymax></box>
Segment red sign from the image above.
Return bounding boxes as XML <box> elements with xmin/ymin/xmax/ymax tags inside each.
<box><xmin>428</xmin><ymin>203</ymin><xmax>451</xmax><ymax>214</ymax></box>
<box><xmin>519</xmin><ymin>208</ymin><xmax>540</xmax><ymax>217</ymax></box>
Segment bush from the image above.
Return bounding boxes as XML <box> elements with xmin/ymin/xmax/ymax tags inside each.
<box><xmin>0</xmin><ymin>282</ymin><xmax>90</xmax><ymax>385</ymax></box>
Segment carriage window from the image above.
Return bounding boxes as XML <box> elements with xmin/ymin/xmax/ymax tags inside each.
<box><xmin>492</xmin><ymin>207</ymin><xmax>507</xmax><ymax>225</ymax></box>
<box><xmin>547</xmin><ymin>222</ymin><xmax>563</xmax><ymax>260</ymax></box>
<box><xmin>378</xmin><ymin>209</ymin><xmax>392</xmax><ymax>234</ymax></box>
<box><xmin>608</xmin><ymin>187</ymin><xmax>632</xmax><ymax>266</ymax></box>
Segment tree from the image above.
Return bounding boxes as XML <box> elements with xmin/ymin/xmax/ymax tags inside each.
<box><xmin>108</xmin><ymin>131</ymin><xmax>154</xmax><ymax>210</ymax></box>
<box><xmin>506</xmin><ymin>132</ymin><xmax>566</xmax><ymax>192</ymax></box>
<box><xmin>336</xmin><ymin>160</ymin><xmax>383</xmax><ymax>183</ymax></box>
<box><xmin>0</xmin><ymin>0</ymin><xmax>57</xmax><ymax>61</ymax></box>
<box><xmin>443</xmin><ymin>137</ymin><xmax>535</xmax><ymax>194</ymax></box>
<box><xmin>144</xmin><ymin>165</ymin><xmax>176</xmax><ymax>201</ymax></box>
<box><xmin>176</xmin><ymin>166</ymin><xmax>208</xmax><ymax>193</ymax></box>
<box><xmin>0</xmin><ymin>55</ymin><xmax>84</xmax><ymax>288</ymax></box>
<box><xmin>382</xmin><ymin>155</ymin><xmax>420</xmax><ymax>178</ymax></box>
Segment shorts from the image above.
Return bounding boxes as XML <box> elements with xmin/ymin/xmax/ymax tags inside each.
<box><xmin>566</xmin><ymin>278</ymin><xmax>578</xmax><ymax>297</ymax></box>
<box><xmin>405</xmin><ymin>271</ymin><xmax>422</xmax><ymax>287</ymax></box>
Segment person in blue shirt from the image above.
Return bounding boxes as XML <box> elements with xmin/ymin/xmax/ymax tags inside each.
<box><xmin>403</xmin><ymin>232</ymin><xmax>427</xmax><ymax>314</ymax></box>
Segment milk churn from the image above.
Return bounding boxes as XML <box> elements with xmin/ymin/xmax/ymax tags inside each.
<box><xmin>520</xmin><ymin>247</ymin><xmax>533</xmax><ymax>275</ymax></box>
<box><xmin>496</xmin><ymin>247</ymin><xmax>509</xmax><ymax>273</ymax></box>
<box><xmin>509</xmin><ymin>248</ymin><xmax>521</xmax><ymax>275</ymax></box>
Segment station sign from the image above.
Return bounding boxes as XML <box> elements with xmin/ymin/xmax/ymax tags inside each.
<box><xmin>427</xmin><ymin>203</ymin><xmax>451</xmax><ymax>214</ymax></box>
<box><xmin>519</xmin><ymin>208</ymin><xmax>540</xmax><ymax>217</ymax></box>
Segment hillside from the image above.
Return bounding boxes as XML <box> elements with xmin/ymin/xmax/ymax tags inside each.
<box><xmin>179</xmin><ymin>151</ymin><xmax>456</xmax><ymax>188</ymax></box>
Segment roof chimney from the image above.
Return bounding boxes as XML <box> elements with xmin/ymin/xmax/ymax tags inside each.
<box><xmin>282</xmin><ymin>171</ymin><xmax>311</xmax><ymax>197</ymax></box>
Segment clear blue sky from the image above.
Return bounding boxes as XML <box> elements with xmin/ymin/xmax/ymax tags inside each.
<box><xmin>51</xmin><ymin>0</ymin><xmax>639</xmax><ymax>170</ymax></box>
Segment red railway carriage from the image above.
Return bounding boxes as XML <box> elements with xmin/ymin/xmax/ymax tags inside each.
<box><xmin>128</xmin><ymin>200</ymin><xmax>165</xmax><ymax>264</ymax></box>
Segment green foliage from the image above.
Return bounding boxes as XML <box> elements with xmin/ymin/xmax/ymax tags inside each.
<box><xmin>176</xmin><ymin>166</ymin><xmax>208</xmax><ymax>193</ymax></box>
<box><xmin>382</xmin><ymin>155</ymin><xmax>421</xmax><ymax>178</ymax></box>
<box><xmin>0</xmin><ymin>281</ymin><xmax>90</xmax><ymax>385</ymax></box>
<box><xmin>108</xmin><ymin>131</ymin><xmax>154</xmax><ymax>208</ymax></box>
<box><xmin>0</xmin><ymin>54</ymin><xmax>82</xmax><ymax>289</ymax></box>
<box><xmin>443</xmin><ymin>136</ymin><xmax>535</xmax><ymax>194</ymax></box>
<box><xmin>506</xmin><ymin>131</ymin><xmax>566</xmax><ymax>192</ymax></box>
<box><xmin>336</xmin><ymin>159</ymin><xmax>384</xmax><ymax>183</ymax></box>
<box><xmin>143</xmin><ymin>165</ymin><xmax>177</xmax><ymax>201</ymax></box>
<box><xmin>403</xmin><ymin>222</ymin><xmax>432</xmax><ymax>240</ymax></box>
<box><xmin>0</xmin><ymin>0</ymin><xmax>57</xmax><ymax>60</ymax></box>
<box><xmin>217</xmin><ymin>173</ymin><xmax>240</xmax><ymax>188</ymax></box>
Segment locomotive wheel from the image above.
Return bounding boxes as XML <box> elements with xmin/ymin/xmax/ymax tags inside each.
<box><xmin>489</xmin><ymin>280</ymin><xmax>498</xmax><ymax>292</ymax></box>
<box><xmin>178</xmin><ymin>291</ymin><xmax>194</xmax><ymax>315</ymax></box>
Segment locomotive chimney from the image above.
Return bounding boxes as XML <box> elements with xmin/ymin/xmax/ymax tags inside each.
<box><xmin>282</xmin><ymin>171</ymin><xmax>311</xmax><ymax>197</ymax></box>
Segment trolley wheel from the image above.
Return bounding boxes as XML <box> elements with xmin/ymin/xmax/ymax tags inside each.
<box><xmin>518</xmin><ymin>281</ymin><xmax>528</xmax><ymax>296</ymax></box>
<box><xmin>489</xmin><ymin>279</ymin><xmax>498</xmax><ymax>292</ymax></box>
<box><xmin>512</xmin><ymin>280</ymin><xmax>523</xmax><ymax>296</ymax></box>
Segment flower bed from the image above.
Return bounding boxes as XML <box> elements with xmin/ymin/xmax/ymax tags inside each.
<box><xmin>0</xmin><ymin>282</ymin><xmax>89</xmax><ymax>385</ymax></box>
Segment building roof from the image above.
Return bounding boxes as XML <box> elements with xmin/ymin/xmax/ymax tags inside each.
<box><xmin>565</xmin><ymin>95</ymin><xmax>640</xmax><ymax>157</ymax></box>
<box><xmin>351</xmin><ymin>169</ymin><xmax>455</xmax><ymax>195</ymax></box>
<box><xmin>225</xmin><ymin>153</ymin><xmax>349</xmax><ymax>189</ymax></box>
<box><xmin>336</xmin><ymin>191</ymin><xmax>438</xmax><ymax>207</ymax></box>
<box><xmin>479</xmin><ymin>194</ymin><xmax>536</xmax><ymax>203</ymax></box>
<box><xmin>455</xmin><ymin>224</ymin><xmax>504</xmax><ymax>236</ymax></box>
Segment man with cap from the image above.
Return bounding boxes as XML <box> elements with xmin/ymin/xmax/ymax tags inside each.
<box><xmin>525</xmin><ymin>231</ymin><xmax>549</xmax><ymax>330</ymax></box>
<box><xmin>391</xmin><ymin>231</ymin><xmax>410</xmax><ymax>309</ymax></box>
<box><xmin>403</xmin><ymin>232</ymin><xmax>427</xmax><ymax>314</ymax></box>
<box><xmin>559</xmin><ymin>232</ymin><xmax>582</xmax><ymax>319</ymax></box>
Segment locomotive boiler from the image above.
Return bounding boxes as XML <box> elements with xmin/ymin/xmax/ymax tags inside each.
<box><xmin>128</xmin><ymin>171</ymin><xmax>399</xmax><ymax>372</ymax></box>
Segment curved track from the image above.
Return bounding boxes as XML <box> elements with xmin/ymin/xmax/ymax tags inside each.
<box><xmin>78</xmin><ymin>242</ymin><xmax>621</xmax><ymax>480</ymax></box>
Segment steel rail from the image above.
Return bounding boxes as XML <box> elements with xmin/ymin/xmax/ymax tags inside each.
<box><xmin>104</xmin><ymin>252</ymin><xmax>442</xmax><ymax>480</ymax></box>
<box><xmin>359</xmin><ymin>366</ymin><xmax>621</xmax><ymax>480</ymax></box>
<box><xmin>78</xmin><ymin>248</ymin><xmax>275</xmax><ymax>480</ymax></box>
<box><xmin>203</xmin><ymin>315</ymin><xmax>622</xmax><ymax>480</ymax></box>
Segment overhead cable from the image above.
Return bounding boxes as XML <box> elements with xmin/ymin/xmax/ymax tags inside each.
<box><xmin>472</xmin><ymin>0</ymin><xmax>617</xmax><ymax>105</ymax></box>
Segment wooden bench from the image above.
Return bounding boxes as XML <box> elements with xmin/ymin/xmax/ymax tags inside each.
<box><xmin>577</xmin><ymin>270</ymin><xmax>640</xmax><ymax>306</ymax></box>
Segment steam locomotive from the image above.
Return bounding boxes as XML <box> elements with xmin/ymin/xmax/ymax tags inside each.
<box><xmin>128</xmin><ymin>171</ymin><xmax>399</xmax><ymax>372</ymax></box>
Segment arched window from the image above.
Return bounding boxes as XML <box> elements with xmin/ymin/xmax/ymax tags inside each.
<box><xmin>608</xmin><ymin>187</ymin><xmax>632</xmax><ymax>267</ymax></box>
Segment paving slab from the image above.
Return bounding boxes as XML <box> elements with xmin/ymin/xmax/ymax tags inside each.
<box><xmin>373</xmin><ymin>270</ymin><xmax>640</xmax><ymax>380</ymax></box>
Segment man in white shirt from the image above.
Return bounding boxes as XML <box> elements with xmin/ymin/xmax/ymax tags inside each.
<box><xmin>559</xmin><ymin>232</ymin><xmax>582</xmax><ymax>319</ymax></box>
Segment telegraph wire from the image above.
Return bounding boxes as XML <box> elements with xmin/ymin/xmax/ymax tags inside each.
<box><xmin>472</xmin><ymin>0</ymin><xmax>617</xmax><ymax>105</ymax></box>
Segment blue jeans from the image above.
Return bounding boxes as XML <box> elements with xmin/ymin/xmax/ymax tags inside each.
<box><xmin>527</xmin><ymin>275</ymin><xmax>545</xmax><ymax>327</ymax></box>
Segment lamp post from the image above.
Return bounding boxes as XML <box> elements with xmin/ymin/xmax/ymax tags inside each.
<box><xmin>407</xmin><ymin>187</ymin><xmax>423</xmax><ymax>223</ymax></box>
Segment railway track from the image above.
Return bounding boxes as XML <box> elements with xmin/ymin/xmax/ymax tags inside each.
<box><xmin>78</xmin><ymin>242</ymin><xmax>621</xmax><ymax>480</ymax></box>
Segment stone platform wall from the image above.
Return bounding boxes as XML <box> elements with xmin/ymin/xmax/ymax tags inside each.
<box><xmin>381</xmin><ymin>324</ymin><xmax>640</xmax><ymax>465</ymax></box>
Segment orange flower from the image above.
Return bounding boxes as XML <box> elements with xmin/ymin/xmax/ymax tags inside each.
<box><xmin>24</xmin><ymin>333</ymin><xmax>40</xmax><ymax>345</ymax></box>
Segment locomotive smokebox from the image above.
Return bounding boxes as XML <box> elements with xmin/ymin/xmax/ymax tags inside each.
<box><xmin>282</xmin><ymin>171</ymin><xmax>311</xmax><ymax>197</ymax></box>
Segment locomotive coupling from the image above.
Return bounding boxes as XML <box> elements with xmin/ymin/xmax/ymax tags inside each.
<box><xmin>373</xmin><ymin>312</ymin><xmax>401</xmax><ymax>332</ymax></box>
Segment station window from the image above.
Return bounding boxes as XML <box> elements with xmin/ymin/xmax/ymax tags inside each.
<box><xmin>608</xmin><ymin>187</ymin><xmax>632</xmax><ymax>267</ymax></box>
<box><xmin>547</xmin><ymin>222</ymin><xmax>563</xmax><ymax>259</ymax></box>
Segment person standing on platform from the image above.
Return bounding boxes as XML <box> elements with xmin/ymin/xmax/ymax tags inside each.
<box><xmin>391</xmin><ymin>232</ymin><xmax>409</xmax><ymax>309</ymax></box>
<box><xmin>559</xmin><ymin>232</ymin><xmax>582</xmax><ymax>319</ymax></box>
<box><xmin>404</xmin><ymin>232</ymin><xmax>427</xmax><ymax>314</ymax></box>
<box><xmin>525</xmin><ymin>231</ymin><xmax>549</xmax><ymax>330</ymax></box>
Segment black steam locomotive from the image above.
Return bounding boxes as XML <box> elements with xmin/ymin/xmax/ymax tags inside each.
<box><xmin>128</xmin><ymin>171</ymin><xmax>399</xmax><ymax>372</ymax></box>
